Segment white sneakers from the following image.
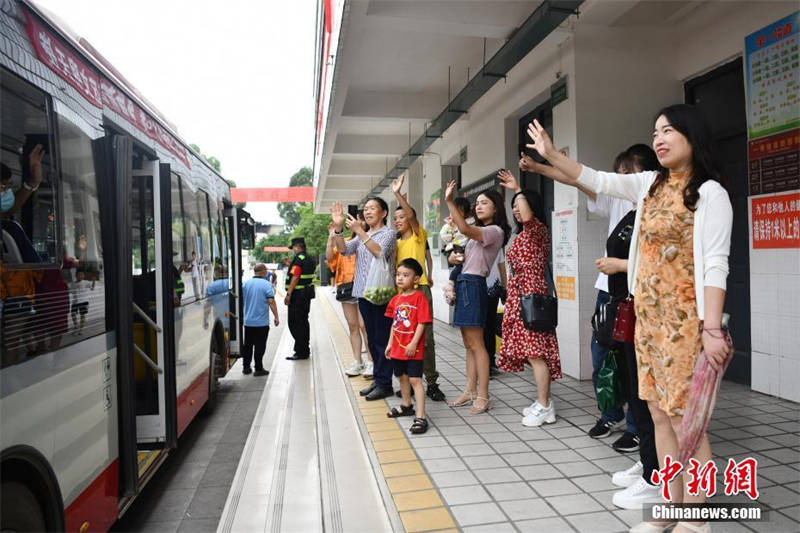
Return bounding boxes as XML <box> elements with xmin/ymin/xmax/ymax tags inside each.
<box><xmin>362</xmin><ymin>362</ymin><xmax>374</xmax><ymax>379</ymax></box>
<box><xmin>521</xmin><ymin>400</ymin><xmax>556</xmax><ymax>427</ymax></box>
<box><xmin>612</xmin><ymin>476</ymin><xmax>661</xmax><ymax>510</ymax></box>
<box><xmin>344</xmin><ymin>362</ymin><xmax>364</xmax><ymax>377</ymax></box>
<box><xmin>612</xmin><ymin>460</ymin><xmax>644</xmax><ymax>487</ymax></box>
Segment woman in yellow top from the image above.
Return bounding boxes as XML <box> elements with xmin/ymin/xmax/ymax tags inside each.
<box><xmin>326</xmin><ymin>222</ymin><xmax>371</xmax><ymax>377</ymax></box>
<box><xmin>392</xmin><ymin>175</ymin><xmax>445</xmax><ymax>402</ymax></box>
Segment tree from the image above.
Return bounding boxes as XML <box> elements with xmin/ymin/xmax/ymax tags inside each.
<box><xmin>277</xmin><ymin>167</ymin><xmax>313</xmax><ymax>232</ymax></box>
<box><xmin>189</xmin><ymin>143</ymin><xmax>221</xmax><ymax>173</ymax></box>
<box><xmin>252</xmin><ymin>233</ymin><xmax>291</xmax><ymax>264</ymax></box>
<box><xmin>291</xmin><ymin>204</ymin><xmax>331</xmax><ymax>262</ymax></box>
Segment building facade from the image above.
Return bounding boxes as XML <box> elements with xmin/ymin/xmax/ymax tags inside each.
<box><xmin>313</xmin><ymin>0</ymin><xmax>800</xmax><ymax>401</ymax></box>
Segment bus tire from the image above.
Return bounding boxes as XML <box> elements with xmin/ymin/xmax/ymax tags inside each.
<box><xmin>201</xmin><ymin>336</ymin><xmax>220</xmax><ymax>415</ymax></box>
<box><xmin>1</xmin><ymin>481</ymin><xmax>47</xmax><ymax>532</ymax></box>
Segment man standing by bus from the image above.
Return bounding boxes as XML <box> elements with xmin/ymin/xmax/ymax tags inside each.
<box><xmin>284</xmin><ymin>237</ymin><xmax>315</xmax><ymax>360</ymax></box>
<box><xmin>242</xmin><ymin>263</ymin><xmax>279</xmax><ymax>376</ymax></box>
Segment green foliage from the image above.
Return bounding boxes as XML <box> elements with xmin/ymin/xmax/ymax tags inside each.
<box><xmin>190</xmin><ymin>143</ymin><xmax>222</xmax><ymax>173</ymax></box>
<box><xmin>277</xmin><ymin>167</ymin><xmax>313</xmax><ymax>232</ymax></box>
<box><xmin>291</xmin><ymin>204</ymin><xmax>331</xmax><ymax>261</ymax></box>
<box><xmin>252</xmin><ymin>233</ymin><xmax>291</xmax><ymax>264</ymax></box>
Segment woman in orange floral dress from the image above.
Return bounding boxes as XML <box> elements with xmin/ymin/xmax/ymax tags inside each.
<box><xmin>526</xmin><ymin>104</ymin><xmax>733</xmax><ymax>533</ymax></box>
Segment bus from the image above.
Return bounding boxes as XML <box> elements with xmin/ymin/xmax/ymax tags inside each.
<box><xmin>0</xmin><ymin>1</ymin><xmax>255</xmax><ymax>530</ymax></box>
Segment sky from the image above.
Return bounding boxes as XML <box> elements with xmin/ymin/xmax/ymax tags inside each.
<box><xmin>35</xmin><ymin>0</ymin><xmax>318</xmax><ymax>224</ymax></box>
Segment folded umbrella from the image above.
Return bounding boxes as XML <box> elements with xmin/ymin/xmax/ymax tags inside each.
<box><xmin>678</xmin><ymin>329</ymin><xmax>733</xmax><ymax>465</ymax></box>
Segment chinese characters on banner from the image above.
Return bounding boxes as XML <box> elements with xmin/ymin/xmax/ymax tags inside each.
<box><xmin>750</xmin><ymin>192</ymin><xmax>800</xmax><ymax>249</ymax></box>
<box><xmin>552</xmin><ymin>209</ymin><xmax>577</xmax><ymax>300</ymax></box>
<box><xmin>744</xmin><ymin>12</ymin><xmax>800</xmax><ymax>195</ymax></box>
<box><xmin>22</xmin><ymin>10</ymin><xmax>192</xmax><ymax>169</ymax></box>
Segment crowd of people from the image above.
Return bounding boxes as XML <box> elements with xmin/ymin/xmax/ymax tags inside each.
<box><xmin>318</xmin><ymin>103</ymin><xmax>732</xmax><ymax>533</ymax></box>
<box><xmin>235</xmin><ymin>103</ymin><xmax>732</xmax><ymax>533</ymax></box>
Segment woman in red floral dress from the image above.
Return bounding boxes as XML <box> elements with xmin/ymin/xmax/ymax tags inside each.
<box><xmin>497</xmin><ymin>170</ymin><xmax>561</xmax><ymax>427</ymax></box>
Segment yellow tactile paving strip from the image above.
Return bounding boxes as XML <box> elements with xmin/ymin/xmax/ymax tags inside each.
<box><xmin>319</xmin><ymin>296</ymin><xmax>457</xmax><ymax>533</ymax></box>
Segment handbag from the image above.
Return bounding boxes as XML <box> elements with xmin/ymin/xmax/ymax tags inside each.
<box><xmin>596</xmin><ymin>348</ymin><xmax>623</xmax><ymax>412</ymax></box>
<box><xmin>612</xmin><ymin>295</ymin><xmax>635</xmax><ymax>343</ymax></box>
<box><xmin>592</xmin><ymin>297</ymin><xmax>620</xmax><ymax>349</ymax></box>
<box><xmin>519</xmin><ymin>263</ymin><xmax>558</xmax><ymax>332</ymax></box>
<box><xmin>335</xmin><ymin>281</ymin><xmax>354</xmax><ymax>301</ymax></box>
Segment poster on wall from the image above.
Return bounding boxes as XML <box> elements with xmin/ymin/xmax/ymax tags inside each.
<box><xmin>750</xmin><ymin>191</ymin><xmax>800</xmax><ymax>249</ymax></box>
<box><xmin>744</xmin><ymin>11</ymin><xmax>800</xmax><ymax>195</ymax></box>
<box><xmin>552</xmin><ymin>209</ymin><xmax>577</xmax><ymax>301</ymax></box>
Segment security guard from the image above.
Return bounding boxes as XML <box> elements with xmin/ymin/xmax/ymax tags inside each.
<box><xmin>284</xmin><ymin>237</ymin><xmax>315</xmax><ymax>360</ymax></box>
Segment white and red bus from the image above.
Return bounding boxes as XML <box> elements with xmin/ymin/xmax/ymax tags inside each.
<box><xmin>0</xmin><ymin>1</ymin><xmax>254</xmax><ymax>530</ymax></box>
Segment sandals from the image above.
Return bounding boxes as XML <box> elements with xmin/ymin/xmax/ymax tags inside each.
<box><xmin>387</xmin><ymin>404</ymin><xmax>415</xmax><ymax>418</ymax></box>
<box><xmin>470</xmin><ymin>396</ymin><xmax>491</xmax><ymax>414</ymax></box>
<box><xmin>410</xmin><ymin>417</ymin><xmax>429</xmax><ymax>434</ymax></box>
<box><xmin>448</xmin><ymin>391</ymin><xmax>475</xmax><ymax>408</ymax></box>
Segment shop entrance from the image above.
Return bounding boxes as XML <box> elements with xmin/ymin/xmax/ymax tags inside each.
<box><xmin>685</xmin><ymin>57</ymin><xmax>751</xmax><ymax>385</ymax></box>
<box><xmin>518</xmin><ymin>102</ymin><xmax>554</xmax><ymax>229</ymax></box>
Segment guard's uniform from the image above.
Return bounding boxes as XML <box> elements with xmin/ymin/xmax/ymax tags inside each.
<box><xmin>286</xmin><ymin>251</ymin><xmax>315</xmax><ymax>359</ymax></box>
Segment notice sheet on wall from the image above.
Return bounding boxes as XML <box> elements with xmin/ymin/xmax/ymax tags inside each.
<box><xmin>744</xmin><ymin>11</ymin><xmax>800</xmax><ymax>195</ymax></box>
<box><xmin>552</xmin><ymin>209</ymin><xmax>577</xmax><ymax>300</ymax></box>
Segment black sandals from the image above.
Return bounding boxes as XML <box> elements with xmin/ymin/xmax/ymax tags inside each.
<box><xmin>387</xmin><ymin>404</ymin><xmax>415</xmax><ymax>418</ymax></box>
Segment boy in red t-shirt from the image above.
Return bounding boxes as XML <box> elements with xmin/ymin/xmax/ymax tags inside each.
<box><xmin>384</xmin><ymin>258</ymin><xmax>432</xmax><ymax>434</ymax></box>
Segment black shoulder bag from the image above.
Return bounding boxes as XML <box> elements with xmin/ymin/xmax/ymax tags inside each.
<box><xmin>516</xmin><ymin>262</ymin><xmax>558</xmax><ymax>332</ymax></box>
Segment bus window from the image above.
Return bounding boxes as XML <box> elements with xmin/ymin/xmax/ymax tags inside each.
<box><xmin>170</xmin><ymin>174</ymin><xmax>186</xmax><ymax>305</ymax></box>
<box><xmin>197</xmin><ymin>191</ymin><xmax>212</xmax><ymax>290</ymax></box>
<box><xmin>181</xmin><ymin>185</ymin><xmax>201</xmax><ymax>302</ymax></box>
<box><xmin>1</xmin><ymin>69</ymin><xmax>57</xmax><ymax>368</ymax></box>
<box><xmin>58</xmin><ymin>114</ymin><xmax>106</xmax><ymax>345</ymax></box>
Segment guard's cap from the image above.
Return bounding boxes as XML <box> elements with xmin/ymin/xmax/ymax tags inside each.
<box><xmin>291</xmin><ymin>237</ymin><xmax>306</xmax><ymax>247</ymax></box>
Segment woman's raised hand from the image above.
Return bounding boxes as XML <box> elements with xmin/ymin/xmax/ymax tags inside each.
<box><xmin>392</xmin><ymin>174</ymin><xmax>405</xmax><ymax>195</ymax></box>
<box><xmin>331</xmin><ymin>202</ymin><xmax>345</xmax><ymax>229</ymax></box>
<box><xmin>444</xmin><ymin>180</ymin><xmax>457</xmax><ymax>201</ymax></box>
<box><xmin>526</xmin><ymin>119</ymin><xmax>555</xmax><ymax>159</ymax></box>
<box><xmin>345</xmin><ymin>213</ymin><xmax>363</xmax><ymax>235</ymax></box>
<box><xmin>497</xmin><ymin>169</ymin><xmax>520</xmax><ymax>192</ymax></box>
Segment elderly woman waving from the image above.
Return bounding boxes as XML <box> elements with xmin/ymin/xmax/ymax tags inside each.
<box><xmin>331</xmin><ymin>199</ymin><xmax>397</xmax><ymax>401</ymax></box>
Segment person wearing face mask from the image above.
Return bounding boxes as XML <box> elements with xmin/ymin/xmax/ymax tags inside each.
<box><xmin>527</xmin><ymin>105</ymin><xmax>733</xmax><ymax>533</ymax></box>
<box><xmin>284</xmin><ymin>237</ymin><xmax>316</xmax><ymax>361</ymax></box>
<box><xmin>1</xmin><ymin>145</ymin><xmax>45</xmax><ymax>265</ymax></box>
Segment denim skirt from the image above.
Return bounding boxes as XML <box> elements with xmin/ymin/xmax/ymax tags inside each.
<box><xmin>453</xmin><ymin>274</ymin><xmax>488</xmax><ymax>328</ymax></box>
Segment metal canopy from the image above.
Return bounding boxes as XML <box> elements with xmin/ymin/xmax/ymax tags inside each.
<box><xmin>361</xmin><ymin>0</ymin><xmax>583</xmax><ymax>202</ymax></box>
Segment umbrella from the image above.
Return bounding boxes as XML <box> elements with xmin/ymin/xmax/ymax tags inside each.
<box><xmin>678</xmin><ymin>330</ymin><xmax>733</xmax><ymax>464</ymax></box>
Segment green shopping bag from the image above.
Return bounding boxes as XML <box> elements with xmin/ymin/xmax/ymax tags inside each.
<box><xmin>597</xmin><ymin>349</ymin><xmax>622</xmax><ymax>412</ymax></box>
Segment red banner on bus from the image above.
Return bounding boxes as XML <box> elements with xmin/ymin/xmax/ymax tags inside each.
<box><xmin>23</xmin><ymin>10</ymin><xmax>191</xmax><ymax>169</ymax></box>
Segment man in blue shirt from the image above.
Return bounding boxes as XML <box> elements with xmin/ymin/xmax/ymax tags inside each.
<box><xmin>242</xmin><ymin>263</ymin><xmax>279</xmax><ymax>376</ymax></box>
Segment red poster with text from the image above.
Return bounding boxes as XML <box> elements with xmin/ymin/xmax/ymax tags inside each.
<box><xmin>750</xmin><ymin>192</ymin><xmax>800</xmax><ymax>249</ymax></box>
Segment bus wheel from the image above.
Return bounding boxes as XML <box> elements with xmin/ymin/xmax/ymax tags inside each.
<box><xmin>201</xmin><ymin>337</ymin><xmax>221</xmax><ymax>415</ymax></box>
<box><xmin>1</xmin><ymin>481</ymin><xmax>48</xmax><ymax>532</ymax></box>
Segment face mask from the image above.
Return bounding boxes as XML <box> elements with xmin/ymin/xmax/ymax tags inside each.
<box><xmin>0</xmin><ymin>188</ymin><xmax>14</xmax><ymax>212</ymax></box>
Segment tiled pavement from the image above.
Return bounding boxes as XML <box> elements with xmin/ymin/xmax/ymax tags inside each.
<box><xmin>324</xmin><ymin>287</ymin><xmax>800</xmax><ymax>533</ymax></box>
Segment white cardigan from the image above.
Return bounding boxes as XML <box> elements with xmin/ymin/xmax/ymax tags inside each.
<box><xmin>577</xmin><ymin>166</ymin><xmax>733</xmax><ymax>318</ymax></box>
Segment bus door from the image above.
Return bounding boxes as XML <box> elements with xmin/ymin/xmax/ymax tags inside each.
<box><xmin>130</xmin><ymin>162</ymin><xmax>175</xmax><ymax>447</ymax></box>
<box><xmin>224</xmin><ymin>207</ymin><xmax>242</xmax><ymax>355</ymax></box>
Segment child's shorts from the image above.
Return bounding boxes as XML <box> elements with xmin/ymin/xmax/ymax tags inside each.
<box><xmin>71</xmin><ymin>302</ymin><xmax>89</xmax><ymax>316</ymax></box>
<box><xmin>392</xmin><ymin>358</ymin><xmax>423</xmax><ymax>378</ymax></box>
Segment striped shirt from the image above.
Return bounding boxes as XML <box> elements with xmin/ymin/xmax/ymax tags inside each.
<box><xmin>344</xmin><ymin>225</ymin><xmax>396</xmax><ymax>299</ymax></box>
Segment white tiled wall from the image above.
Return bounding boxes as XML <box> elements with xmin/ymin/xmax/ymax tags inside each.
<box><xmin>749</xmin><ymin>197</ymin><xmax>800</xmax><ymax>402</ymax></box>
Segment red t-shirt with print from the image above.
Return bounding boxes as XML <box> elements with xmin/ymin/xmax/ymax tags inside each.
<box><xmin>385</xmin><ymin>290</ymin><xmax>432</xmax><ymax>360</ymax></box>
